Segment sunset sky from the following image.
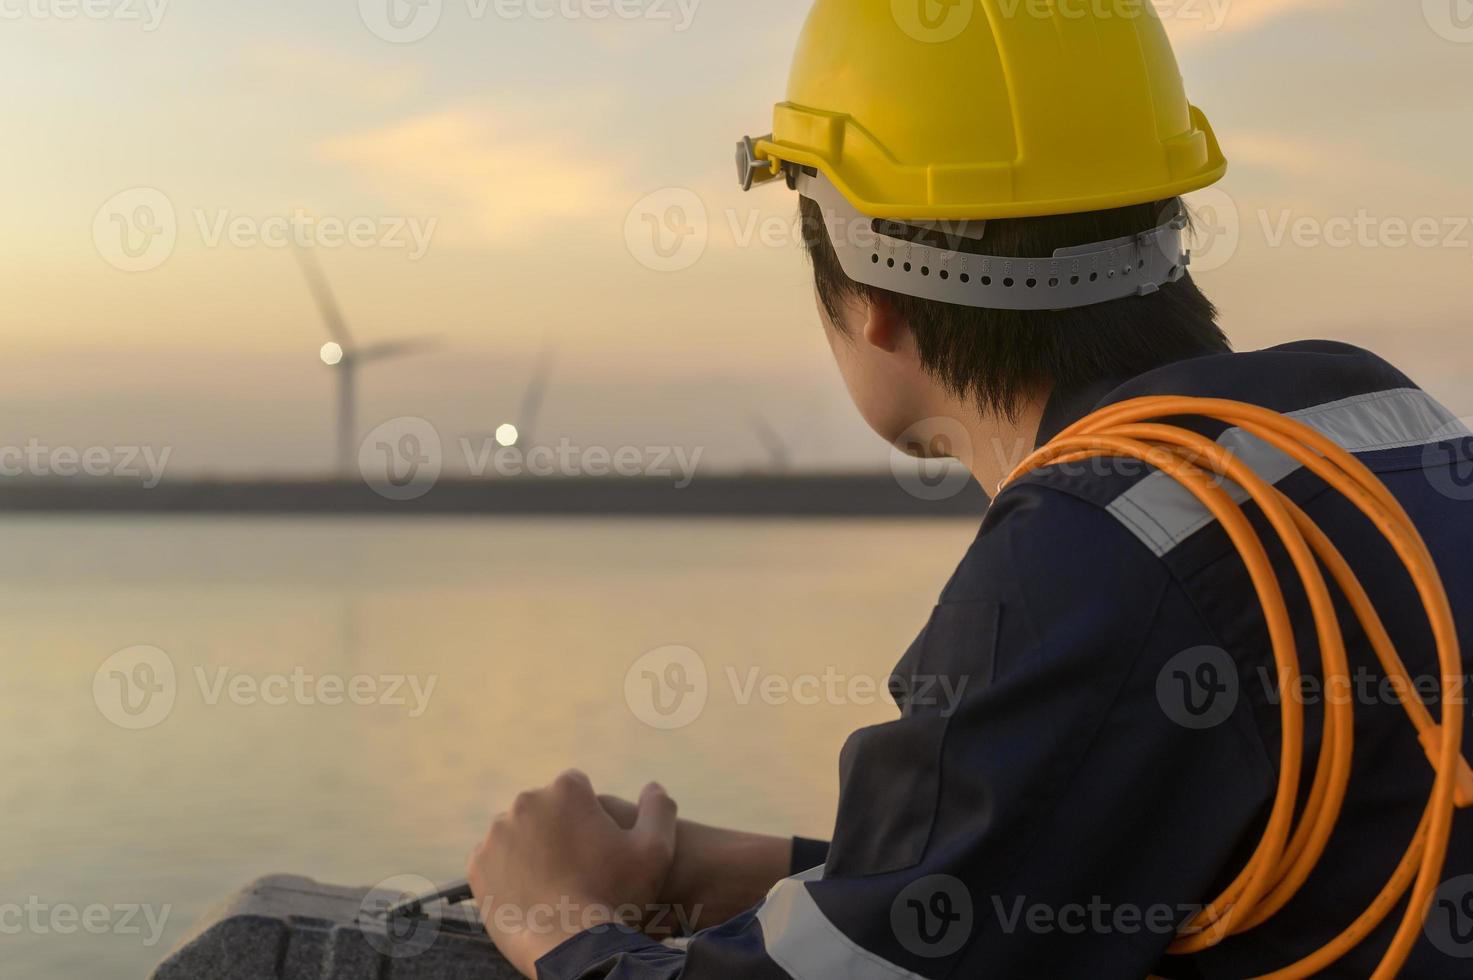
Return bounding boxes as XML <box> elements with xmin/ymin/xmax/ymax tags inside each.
<box><xmin>2</xmin><ymin>0</ymin><xmax>1470</xmax><ymax>475</ymax></box>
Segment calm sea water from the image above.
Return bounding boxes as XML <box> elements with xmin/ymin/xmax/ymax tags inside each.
<box><xmin>0</xmin><ymin>517</ymin><xmax>976</xmax><ymax>979</ymax></box>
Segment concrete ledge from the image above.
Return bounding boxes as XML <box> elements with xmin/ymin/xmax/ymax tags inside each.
<box><xmin>151</xmin><ymin>875</ymin><xmax>519</xmax><ymax>980</ymax></box>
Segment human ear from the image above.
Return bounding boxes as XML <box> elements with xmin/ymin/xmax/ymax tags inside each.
<box><xmin>861</xmin><ymin>293</ymin><xmax>907</xmax><ymax>354</ymax></box>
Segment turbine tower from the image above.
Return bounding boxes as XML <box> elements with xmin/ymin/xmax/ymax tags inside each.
<box><xmin>294</xmin><ymin>249</ymin><xmax>439</xmax><ymax>477</ymax></box>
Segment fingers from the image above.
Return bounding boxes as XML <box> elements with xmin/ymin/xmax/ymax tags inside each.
<box><xmin>553</xmin><ymin>768</ymin><xmax>594</xmax><ymax>796</ymax></box>
<box><xmin>466</xmin><ymin>814</ymin><xmax>504</xmax><ymax>897</ymax></box>
<box><xmin>550</xmin><ymin>769</ymin><xmax>606</xmax><ymax>819</ymax></box>
<box><xmin>632</xmin><ymin>782</ymin><xmax>678</xmax><ymax>859</ymax></box>
<box><xmin>492</xmin><ymin>772</ymin><xmax>645</xmax><ymax>836</ymax></box>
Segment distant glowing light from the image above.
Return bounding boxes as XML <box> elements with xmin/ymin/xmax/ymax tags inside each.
<box><xmin>320</xmin><ymin>342</ymin><xmax>344</xmax><ymax>366</ymax></box>
<box><xmin>495</xmin><ymin>423</ymin><xmax>520</xmax><ymax>448</ymax></box>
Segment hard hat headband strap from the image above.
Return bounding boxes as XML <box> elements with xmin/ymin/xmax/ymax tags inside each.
<box><xmin>796</xmin><ymin>171</ymin><xmax>1191</xmax><ymax>312</ymax></box>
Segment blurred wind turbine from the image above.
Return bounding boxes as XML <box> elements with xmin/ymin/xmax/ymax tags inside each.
<box><xmin>749</xmin><ymin>413</ymin><xmax>792</xmax><ymax>473</ymax></box>
<box><xmin>511</xmin><ymin>341</ymin><xmax>557</xmax><ymax>449</ymax></box>
<box><xmin>472</xmin><ymin>341</ymin><xmax>559</xmax><ymax>452</ymax></box>
<box><xmin>295</xmin><ymin>248</ymin><xmax>440</xmax><ymax>477</ymax></box>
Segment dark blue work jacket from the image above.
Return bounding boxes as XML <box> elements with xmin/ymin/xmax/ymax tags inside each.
<box><xmin>539</xmin><ymin>341</ymin><xmax>1473</xmax><ymax>979</ymax></box>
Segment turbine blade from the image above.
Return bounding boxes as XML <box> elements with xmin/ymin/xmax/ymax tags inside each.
<box><xmin>294</xmin><ymin>247</ymin><xmax>354</xmax><ymax>349</ymax></box>
<box><xmin>356</xmin><ymin>337</ymin><xmax>442</xmax><ymax>362</ymax></box>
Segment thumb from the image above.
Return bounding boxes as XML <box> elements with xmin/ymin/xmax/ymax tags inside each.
<box><xmin>631</xmin><ymin>782</ymin><xmax>678</xmax><ymax>855</ymax></box>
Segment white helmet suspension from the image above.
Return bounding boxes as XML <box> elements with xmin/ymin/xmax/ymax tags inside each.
<box><xmin>739</xmin><ymin>137</ymin><xmax>1194</xmax><ymax>313</ymax></box>
<box><xmin>794</xmin><ymin>166</ymin><xmax>1192</xmax><ymax>312</ymax></box>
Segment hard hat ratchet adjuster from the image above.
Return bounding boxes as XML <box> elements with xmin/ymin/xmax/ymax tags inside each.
<box><xmin>737</xmin><ymin>134</ymin><xmax>797</xmax><ymax>192</ymax></box>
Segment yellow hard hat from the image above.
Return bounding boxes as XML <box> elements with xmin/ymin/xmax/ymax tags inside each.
<box><xmin>739</xmin><ymin>0</ymin><xmax>1226</xmax><ymax>222</ymax></box>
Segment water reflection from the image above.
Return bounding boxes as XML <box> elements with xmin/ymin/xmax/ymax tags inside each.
<box><xmin>0</xmin><ymin>517</ymin><xmax>974</xmax><ymax>978</ymax></box>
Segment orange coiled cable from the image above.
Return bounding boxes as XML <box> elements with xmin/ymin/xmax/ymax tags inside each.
<box><xmin>1002</xmin><ymin>396</ymin><xmax>1472</xmax><ymax>980</ymax></box>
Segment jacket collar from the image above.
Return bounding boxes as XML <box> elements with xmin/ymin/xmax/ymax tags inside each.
<box><xmin>1033</xmin><ymin>376</ymin><xmax>1131</xmax><ymax>450</ymax></box>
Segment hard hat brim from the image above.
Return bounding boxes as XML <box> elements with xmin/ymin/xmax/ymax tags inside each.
<box><xmin>752</xmin><ymin>104</ymin><xmax>1227</xmax><ymax>222</ymax></box>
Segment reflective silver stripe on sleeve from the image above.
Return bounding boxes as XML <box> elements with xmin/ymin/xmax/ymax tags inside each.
<box><xmin>1105</xmin><ymin>387</ymin><xmax>1470</xmax><ymax>557</ymax></box>
<box><xmin>755</xmin><ymin>869</ymin><xmax>929</xmax><ymax>980</ymax></box>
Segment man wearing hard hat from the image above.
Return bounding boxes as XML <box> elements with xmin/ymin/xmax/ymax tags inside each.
<box><xmin>465</xmin><ymin>2</ymin><xmax>1473</xmax><ymax>977</ymax></box>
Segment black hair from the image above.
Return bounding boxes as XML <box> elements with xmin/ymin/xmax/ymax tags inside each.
<box><xmin>798</xmin><ymin>195</ymin><xmax>1230</xmax><ymax>420</ymax></box>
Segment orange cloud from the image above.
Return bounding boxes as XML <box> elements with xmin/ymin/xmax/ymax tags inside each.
<box><xmin>318</xmin><ymin>105</ymin><xmax>624</xmax><ymax>244</ymax></box>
